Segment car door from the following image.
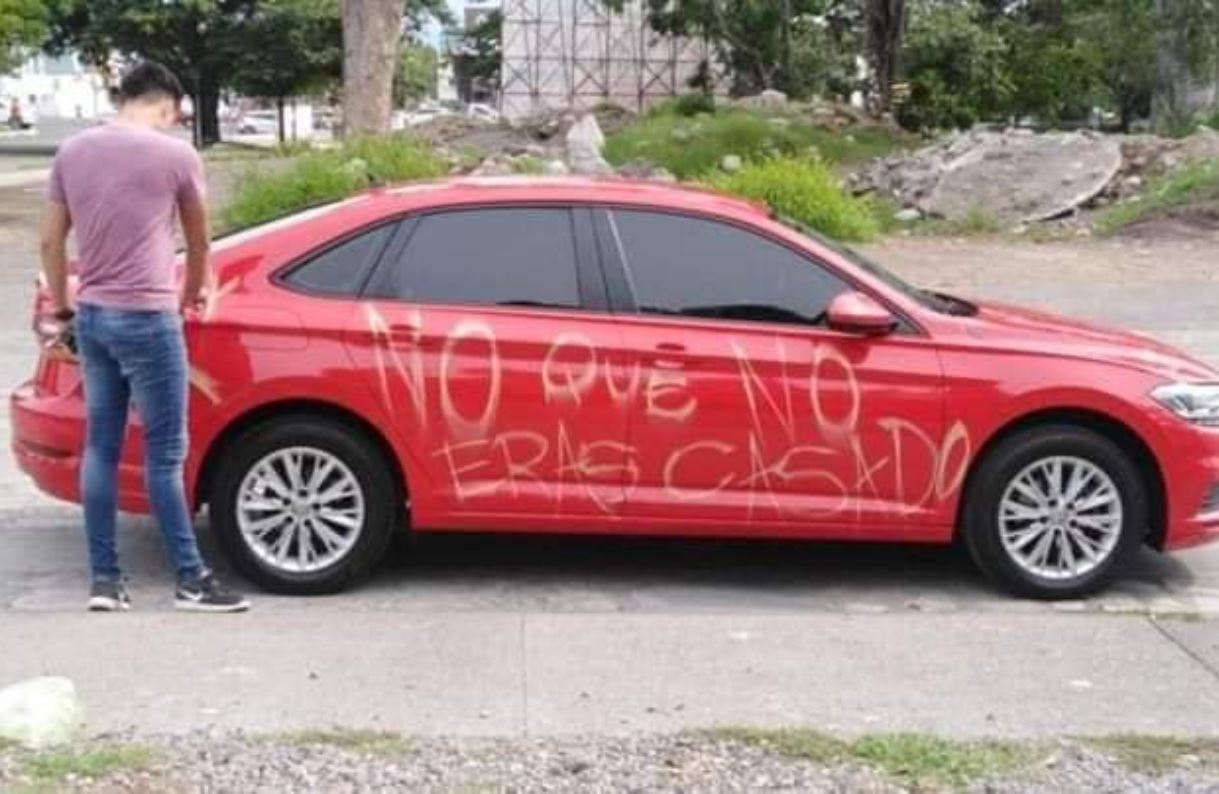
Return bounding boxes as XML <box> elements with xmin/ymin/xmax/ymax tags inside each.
<box><xmin>345</xmin><ymin>205</ymin><xmax>633</xmax><ymax>528</ymax></box>
<box><xmin>595</xmin><ymin>207</ymin><xmax>950</xmax><ymax>539</ymax></box>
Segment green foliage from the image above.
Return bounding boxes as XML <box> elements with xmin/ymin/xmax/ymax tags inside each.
<box><xmin>898</xmin><ymin>0</ymin><xmax>1012</xmax><ymax>131</ymax></box>
<box><xmin>1001</xmin><ymin>17</ymin><xmax>1102</xmax><ymax>125</ymax></box>
<box><xmin>1097</xmin><ymin>158</ymin><xmax>1219</xmax><ymax>234</ymax></box>
<box><xmin>605</xmin><ymin>110</ymin><xmax>810</xmax><ymax>178</ymax></box>
<box><xmin>22</xmin><ymin>745</ymin><xmax>157</xmax><ymax>783</ymax></box>
<box><xmin>604</xmin><ymin>108</ymin><xmax>906</xmax><ymax>179</ymax></box>
<box><xmin>0</xmin><ymin>0</ymin><xmax>48</xmax><ymax>74</ymax></box>
<box><xmin>230</xmin><ymin>0</ymin><xmax>341</xmax><ymax>103</ymax></box>
<box><xmin>450</xmin><ymin>9</ymin><xmax>501</xmax><ymax>95</ymax></box>
<box><xmin>46</xmin><ymin>0</ymin><xmax>443</xmax><ymax>143</ymax></box>
<box><xmin>653</xmin><ymin>92</ymin><xmax>718</xmax><ymax>118</ymax></box>
<box><xmin>638</xmin><ymin>0</ymin><xmax>851</xmax><ymax>100</ymax></box>
<box><xmin>1072</xmin><ymin>0</ymin><xmax>1157</xmax><ymax>131</ymax></box>
<box><xmin>705</xmin><ymin>157</ymin><xmax>880</xmax><ymax>242</ymax></box>
<box><xmin>717</xmin><ymin>728</ymin><xmax>1038</xmax><ymax>790</ymax></box>
<box><xmin>221</xmin><ymin>136</ymin><xmax>445</xmax><ymax>231</ymax></box>
<box><xmin>851</xmin><ymin>733</ymin><xmax>1036</xmax><ymax>790</ymax></box>
<box><xmin>395</xmin><ymin>43</ymin><xmax>439</xmax><ymax>107</ymax></box>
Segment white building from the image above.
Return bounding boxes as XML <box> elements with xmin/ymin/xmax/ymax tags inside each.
<box><xmin>0</xmin><ymin>52</ymin><xmax>114</xmax><ymax>121</ymax></box>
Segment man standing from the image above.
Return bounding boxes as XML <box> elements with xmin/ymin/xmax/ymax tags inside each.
<box><xmin>40</xmin><ymin>62</ymin><xmax>249</xmax><ymax>613</ymax></box>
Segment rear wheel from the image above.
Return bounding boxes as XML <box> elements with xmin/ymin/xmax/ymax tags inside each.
<box><xmin>962</xmin><ymin>425</ymin><xmax>1148</xmax><ymax>599</ymax></box>
<box><xmin>209</xmin><ymin>416</ymin><xmax>400</xmax><ymax>594</ymax></box>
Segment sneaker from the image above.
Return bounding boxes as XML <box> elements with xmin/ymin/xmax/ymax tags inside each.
<box><xmin>174</xmin><ymin>572</ymin><xmax>250</xmax><ymax>613</ymax></box>
<box><xmin>88</xmin><ymin>579</ymin><xmax>131</xmax><ymax>612</ymax></box>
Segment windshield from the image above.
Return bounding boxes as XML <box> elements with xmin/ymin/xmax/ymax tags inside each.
<box><xmin>775</xmin><ymin>215</ymin><xmax>977</xmax><ymax>317</ymax></box>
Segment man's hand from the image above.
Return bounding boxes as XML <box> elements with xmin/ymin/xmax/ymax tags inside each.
<box><xmin>40</xmin><ymin>201</ymin><xmax>72</xmax><ymax>314</ymax></box>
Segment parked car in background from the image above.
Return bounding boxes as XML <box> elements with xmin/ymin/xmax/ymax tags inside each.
<box><xmin>236</xmin><ymin>110</ymin><xmax>279</xmax><ymax>136</ymax></box>
<box><xmin>13</xmin><ymin>179</ymin><xmax>1219</xmax><ymax>597</ymax></box>
<box><xmin>466</xmin><ymin>103</ymin><xmax>500</xmax><ymax>123</ymax></box>
<box><xmin>401</xmin><ymin>102</ymin><xmax>455</xmax><ymax>128</ymax></box>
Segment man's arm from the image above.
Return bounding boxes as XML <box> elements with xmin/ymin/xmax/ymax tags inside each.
<box><xmin>40</xmin><ymin>201</ymin><xmax>72</xmax><ymax>314</ymax></box>
<box><xmin>179</xmin><ymin>192</ymin><xmax>211</xmax><ymax>311</ymax></box>
<box><xmin>177</xmin><ymin>146</ymin><xmax>211</xmax><ymax>312</ymax></box>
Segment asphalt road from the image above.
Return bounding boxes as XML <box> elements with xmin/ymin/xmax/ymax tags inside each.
<box><xmin>0</xmin><ymin>174</ymin><xmax>1217</xmax><ymax>739</ymax></box>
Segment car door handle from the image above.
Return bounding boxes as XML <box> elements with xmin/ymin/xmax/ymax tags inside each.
<box><xmin>386</xmin><ymin>322</ymin><xmax>421</xmax><ymax>343</ymax></box>
<box><xmin>648</xmin><ymin>342</ymin><xmax>687</xmax><ymax>369</ymax></box>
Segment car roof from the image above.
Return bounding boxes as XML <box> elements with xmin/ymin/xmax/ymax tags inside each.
<box><xmin>381</xmin><ymin>175</ymin><xmax>770</xmax><ymax>216</ymax></box>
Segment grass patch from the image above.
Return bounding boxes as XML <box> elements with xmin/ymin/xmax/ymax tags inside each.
<box><xmin>604</xmin><ymin>107</ymin><xmax>906</xmax><ymax>179</ymax></box>
<box><xmin>220</xmin><ymin>135</ymin><xmax>445</xmax><ymax>232</ymax></box>
<box><xmin>21</xmin><ymin>745</ymin><xmax>157</xmax><ymax>783</ymax></box>
<box><xmin>1097</xmin><ymin>159</ymin><xmax>1219</xmax><ymax>235</ymax></box>
<box><xmin>1085</xmin><ymin>735</ymin><xmax>1219</xmax><ymax>773</ymax></box>
<box><xmin>705</xmin><ymin>157</ymin><xmax>879</xmax><ymax>242</ymax></box>
<box><xmin>715</xmin><ymin>728</ymin><xmax>1039</xmax><ymax>790</ymax></box>
<box><xmin>851</xmin><ymin>733</ymin><xmax>1035</xmax><ymax>790</ymax></box>
<box><xmin>909</xmin><ymin>208</ymin><xmax>1003</xmax><ymax>237</ymax></box>
<box><xmin>276</xmin><ymin>728</ymin><xmax>412</xmax><ymax>758</ymax></box>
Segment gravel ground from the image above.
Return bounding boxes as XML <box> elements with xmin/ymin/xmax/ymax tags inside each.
<box><xmin>2</xmin><ymin>732</ymin><xmax>1218</xmax><ymax>793</ymax></box>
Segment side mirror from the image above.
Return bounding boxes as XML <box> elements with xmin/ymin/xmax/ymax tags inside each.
<box><xmin>826</xmin><ymin>291</ymin><xmax>898</xmax><ymax>336</ymax></box>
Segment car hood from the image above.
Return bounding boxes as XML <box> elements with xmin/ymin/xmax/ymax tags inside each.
<box><xmin>960</xmin><ymin>299</ymin><xmax>1219</xmax><ymax>382</ymax></box>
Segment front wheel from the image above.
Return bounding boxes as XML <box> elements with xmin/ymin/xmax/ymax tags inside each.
<box><xmin>209</xmin><ymin>416</ymin><xmax>400</xmax><ymax>594</ymax></box>
<box><xmin>962</xmin><ymin>425</ymin><xmax>1148</xmax><ymax>599</ymax></box>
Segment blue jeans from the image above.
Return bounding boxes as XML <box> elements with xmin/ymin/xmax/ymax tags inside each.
<box><xmin>76</xmin><ymin>304</ymin><xmax>205</xmax><ymax>582</ymax></box>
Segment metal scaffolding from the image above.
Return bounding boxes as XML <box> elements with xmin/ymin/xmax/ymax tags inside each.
<box><xmin>499</xmin><ymin>0</ymin><xmax>715</xmax><ymax>119</ymax></box>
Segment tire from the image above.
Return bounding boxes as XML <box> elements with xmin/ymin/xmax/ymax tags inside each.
<box><xmin>962</xmin><ymin>424</ymin><xmax>1148</xmax><ymax>599</ymax></box>
<box><xmin>209</xmin><ymin>415</ymin><xmax>401</xmax><ymax>594</ymax></box>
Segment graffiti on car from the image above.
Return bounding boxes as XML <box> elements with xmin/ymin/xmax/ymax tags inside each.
<box><xmin>364</xmin><ymin>306</ymin><xmax>972</xmax><ymax>520</ymax></box>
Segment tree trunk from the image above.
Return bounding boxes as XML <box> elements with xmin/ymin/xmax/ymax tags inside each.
<box><xmin>199</xmin><ymin>84</ymin><xmax>222</xmax><ymax>147</ymax></box>
<box><xmin>341</xmin><ymin>0</ymin><xmax>406</xmax><ymax>137</ymax></box>
<box><xmin>277</xmin><ymin>97</ymin><xmax>286</xmax><ymax>143</ymax></box>
<box><xmin>1152</xmin><ymin>0</ymin><xmax>1192</xmax><ymax>133</ymax></box>
<box><xmin>867</xmin><ymin>0</ymin><xmax>905</xmax><ymax>112</ymax></box>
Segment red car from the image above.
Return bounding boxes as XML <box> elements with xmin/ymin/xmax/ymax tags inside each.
<box><xmin>13</xmin><ymin>178</ymin><xmax>1219</xmax><ymax>597</ymax></box>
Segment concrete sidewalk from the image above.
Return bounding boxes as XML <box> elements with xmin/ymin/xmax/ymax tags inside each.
<box><xmin>3</xmin><ymin>609</ymin><xmax>1217</xmax><ymax>739</ymax></box>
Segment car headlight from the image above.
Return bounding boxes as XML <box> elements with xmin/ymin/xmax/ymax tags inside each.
<box><xmin>1151</xmin><ymin>382</ymin><xmax>1219</xmax><ymax>427</ymax></box>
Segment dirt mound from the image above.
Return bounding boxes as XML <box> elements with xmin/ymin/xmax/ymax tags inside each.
<box><xmin>852</xmin><ymin>126</ymin><xmax>1219</xmax><ymax>228</ymax></box>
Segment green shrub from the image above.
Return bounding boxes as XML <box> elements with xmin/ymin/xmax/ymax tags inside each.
<box><xmin>605</xmin><ymin>108</ymin><xmax>908</xmax><ymax>179</ymax></box>
<box><xmin>221</xmin><ymin>136</ymin><xmax>445</xmax><ymax>232</ymax></box>
<box><xmin>705</xmin><ymin>157</ymin><xmax>879</xmax><ymax>242</ymax></box>
<box><xmin>652</xmin><ymin>93</ymin><xmax>718</xmax><ymax>118</ymax></box>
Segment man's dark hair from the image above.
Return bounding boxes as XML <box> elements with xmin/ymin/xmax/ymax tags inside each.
<box><xmin>118</xmin><ymin>62</ymin><xmax>184</xmax><ymax>105</ymax></box>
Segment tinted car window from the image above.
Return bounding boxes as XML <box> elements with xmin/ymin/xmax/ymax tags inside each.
<box><xmin>608</xmin><ymin>210</ymin><xmax>849</xmax><ymax>326</ymax></box>
<box><xmin>282</xmin><ymin>224</ymin><xmax>395</xmax><ymax>295</ymax></box>
<box><xmin>371</xmin><ymin>208</ymin><xmax>581</xmax><ymax>309</ymax></box>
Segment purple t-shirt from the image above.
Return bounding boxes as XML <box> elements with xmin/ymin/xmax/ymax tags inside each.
<box><xmin>47</xmin><ymin>123</ymin><xmax>205</xmax><ymax>312</ymax></box>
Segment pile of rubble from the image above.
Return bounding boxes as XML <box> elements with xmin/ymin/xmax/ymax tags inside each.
<box><xmin>851</xmin><ymin>126</ymin><xmax>1219</xmax><ymax>227</ymax></box>
<box><xmin>410</xmin><ymin>103</ymin><xmax>679</xmax><ymax>180</ymax></box>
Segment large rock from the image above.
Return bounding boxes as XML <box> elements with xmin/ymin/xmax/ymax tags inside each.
<box><xmin>0</xmin><ymin>676</ymin><xmax>84</xmax><ymax>749</ymax></box>
<box><xmin>565</xmin><ymin>114</ymin><xmax>612</xmax><ymax>175</ymax></box>
<box><xmin>928</xmin><ymin>131</ymin><xmax>1122</xmax><ymax>223</ymax></box>
<box><xmin>854</xmin><ymin>128</ymin><xmax>1125</xmax><ymax>224</ymax></box>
